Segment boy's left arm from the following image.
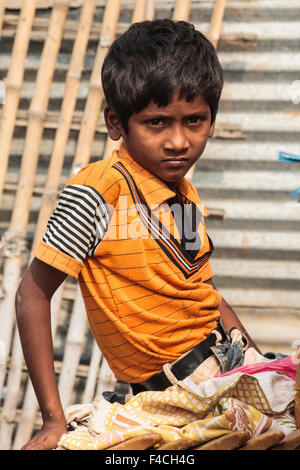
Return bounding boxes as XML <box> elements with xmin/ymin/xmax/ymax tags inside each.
<box><xmin>205</xmin><ymin>278</ymin><xmax>262</xmax><ymax>353</ymax></box>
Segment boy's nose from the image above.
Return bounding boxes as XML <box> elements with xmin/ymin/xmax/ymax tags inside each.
<box><xmin>164</xmin><ymin>125</ymin><xmax>190</xmax><ymax>153</ymax></box>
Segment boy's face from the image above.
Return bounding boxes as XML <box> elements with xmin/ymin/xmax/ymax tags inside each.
<box><xmin>105</xmin><ymin>91</ymin><xmax>215</xmax><ymax>184</ymax></box>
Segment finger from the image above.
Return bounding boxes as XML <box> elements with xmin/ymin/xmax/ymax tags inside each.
<box><xmin>22</xmin><ymin>440</ymin><xmax>53</xmax><ymax>451</ymax></box>
<box><xmin>21</xmin><ymin>436</ymin><xmax>46</xmax><ymax>450</ymax></box>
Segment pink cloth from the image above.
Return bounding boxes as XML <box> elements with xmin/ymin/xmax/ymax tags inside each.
<box><xmin>219</xmin><ymin>355</ymin><xmax>297</xmax><ymax>381</ymax></box>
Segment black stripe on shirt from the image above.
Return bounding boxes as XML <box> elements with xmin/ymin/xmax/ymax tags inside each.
<box><xmin>43</xmin><ymin>184</ymin><xmax>111</xmax><ymax>262</ymax></box>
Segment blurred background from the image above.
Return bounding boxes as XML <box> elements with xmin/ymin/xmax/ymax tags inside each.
<box><xmin>0</xmin><ymin>0</ymin><xmax>299</xmax><ymax>449</ymax></box>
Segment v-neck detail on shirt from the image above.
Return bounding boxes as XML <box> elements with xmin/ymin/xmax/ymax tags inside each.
<box><xmin>113</xmin><ymin>160</ymin><xmax>213</xmax><ymax>279</ymax></box>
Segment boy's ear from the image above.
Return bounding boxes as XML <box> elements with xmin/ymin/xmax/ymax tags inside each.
<box><xmin>104</xmin><ymin>106</ymin><xmax>123</xmax><ymax>141</ymax></box>
<box><xmin>209</xmin><ymin>120</ymin><xmax>216</xmax><ymax>138</ymax></box>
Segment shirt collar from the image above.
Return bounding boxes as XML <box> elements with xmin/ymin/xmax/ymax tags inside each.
<box><xmin>116</xmin><ymin>145</ymin><xmax>200</xmax><ymax>209</ymax></box>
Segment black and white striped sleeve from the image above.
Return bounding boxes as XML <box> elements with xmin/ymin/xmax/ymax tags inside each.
<box><xmin>42</xmin><ymin>184</ymin><xmax>111</xmax><ymax>262</ymax></box>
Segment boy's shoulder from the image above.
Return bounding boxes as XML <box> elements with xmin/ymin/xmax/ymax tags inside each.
<box><xmin>65</xmin><ymin>153</ymin><xmax>122</xmax><ymax>200</ymax></box>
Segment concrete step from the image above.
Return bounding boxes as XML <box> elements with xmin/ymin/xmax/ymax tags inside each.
<box><xmin>193</xmin><ymin>169</ymin><xmax>300</xmax><ymax>191</ymax></box>
<box><xmin>219</xmin><ymin>51</ymin><xmax>300</xmax><ymax>73</ymax></box>
<box><xmin>195</xmin><ymin>20</ymin><xmax>300</xmax><ymax>41</ymax></box>
<box><xmin>215</xmin><ymin>111</ymin><xmax>300</xmax><ymax>133</ymax></box>
<box><xmin>202</xmin><ymin>141</ymin><xmax>300</xmax><ymax>162</ymax></box>
<box><xmin>211</xmin><ymin>258</ymin><xmax>300</xmax><ymax>280</ymax></box>
<box><xmin>216</xmin><ymin>286</ymin><xmax>300</xmax><ymax>309</ymax></box>
<box><xmin>208</xmin><ymin>228</ymin><xmax>300</xmax><ymax>251</ymax></box>
<box><xmin>235</xmin><ymin>307</ymin><xmax>300</xmax><ymax>353</ymax></box>
<box><xmin>203</xmin><ymin>198</ymin><xmax>300</xmax><ymax>221</ymax></box>
<box><xmin>222</xmin><ymin>81</ymin><xmax>298</xmax><ymax>102</ymax></box>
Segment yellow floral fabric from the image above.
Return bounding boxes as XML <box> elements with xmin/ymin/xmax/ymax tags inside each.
<box><xmin>58</xmin><ymin>370</ymin><xmax>295</xmax><ymax>450</ymax></box>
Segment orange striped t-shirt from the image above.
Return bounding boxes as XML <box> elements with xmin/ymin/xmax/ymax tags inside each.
<box><xmin>34</xmin><ymin>146</ymin><xmax>221</xmax><ymax>383</ymax></box>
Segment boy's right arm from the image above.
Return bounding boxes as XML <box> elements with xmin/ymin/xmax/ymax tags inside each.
<box><xmin>15</xmin><ymin>257</ymin><xmax>68</xmax><ymax>450</ymax></box>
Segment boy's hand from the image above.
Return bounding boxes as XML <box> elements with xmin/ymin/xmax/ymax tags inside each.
<box><xmin>21</xmin><ymin>419</ymin><xmax>67</xmax><ymax>450</ymax></box>
<box><xmin>16</xmin><ymin>258</ymin><xmax>69</xmax><ymax>451</ymax></box>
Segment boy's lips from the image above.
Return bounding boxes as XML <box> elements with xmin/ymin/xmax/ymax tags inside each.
<box><xmin>162</xmin><ymin>156</ymin><xmax>188</xmax><ymax>161</ymax></box>
<box><xmin>162</xmin><ymin>158</ymin><xmax>189</xmax><ymax>168</ymax></box>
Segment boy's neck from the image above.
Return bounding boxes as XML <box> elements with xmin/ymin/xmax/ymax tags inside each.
<box><xmin>163</xmin><ymin>180</ymin><xmax>177</xmax><ymax>192</ymax></box>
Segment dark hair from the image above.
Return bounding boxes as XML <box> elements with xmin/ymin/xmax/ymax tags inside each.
<box><xmin>101</xmin><ymin>19</ymin><xmax>223</xmax><ymax>132</ymax></box>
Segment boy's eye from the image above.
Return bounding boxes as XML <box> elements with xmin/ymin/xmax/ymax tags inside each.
<box><xmin>187</xmin><ymin>115</ymin><xmax>205</xmax><ymax>125</ymax></box>
<box><xmin>146</xmin><ymin>118</ymin><xmax>165</xmax><ymax>126</ymax></box>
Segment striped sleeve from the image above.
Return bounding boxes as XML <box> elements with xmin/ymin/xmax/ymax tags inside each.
<box><xmin>42</xmin><ymin>184</ymin><xmax>111</xmax><ymax>262</ymax></box>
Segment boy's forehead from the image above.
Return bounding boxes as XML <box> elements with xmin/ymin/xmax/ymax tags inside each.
<box><xmin>138</xmin><ymin>92</ymin><xmax>210</xmax><ymax>116</ymax></box>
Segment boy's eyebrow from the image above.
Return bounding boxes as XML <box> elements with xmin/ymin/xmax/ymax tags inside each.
<box><xmin>139</xmin><ymin>109</ymin><xmax>211</xmax><ymax>118</ymax></box>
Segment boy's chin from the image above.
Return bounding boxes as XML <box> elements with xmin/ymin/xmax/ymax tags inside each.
<box><xmin>160</xmin><ymin>174</ymin><xmax>186</xmax><ymax>186</ymax></box>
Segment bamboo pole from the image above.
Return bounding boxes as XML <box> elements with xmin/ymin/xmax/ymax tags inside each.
<box><xmin>58</xmin><ymin>287</ymin><xmax>89</xmax><ymax>410</ymax></box>
<box><xmin>32</xmin><ymin>0</ymin><xmax>97</xmax><ymax>252</ymax></box>
<box><xmin>172</xmin><ymin>0</ymin><xmax>192</xmax><ymax>21</ymax></box>
<box><xmin>294</xmin><ymin>342</ymin><xmax>300</xmax><ymax>429</ymax></box>
<box><xmin>185</xmin><ymin>0</ymin><xmax>226</xmax><ymax>182</ymax></box>
<box><xmin>131</xmin><ymin>0</ymin><xmax>147</xmax><ymax>23</ymax></box>
<box><xmin>0</xmin><ymin>1</ymin><xmax>70</xmax><ymax>449</ymax></box>
<box><xmin>145</xmin><ymin>0</ymin><xmax>155</xmax><ymax>20</ymax></box>
<box><xmin>12</xmin><ymin>1</ymin><xmax>97</xmax><ymax>444</ymax></box>
<box><xmin>0</xmin><ymin>0</ymin><xmax>37</xmax><ymax>208</ymax></box>
<box><xmin>0</xmin><ymin>330</ymin><xmax>24</xmax><ymax>449</ymax></box>
<box><xmin>0</xmin><ymin>0</ymin><xmax>5</xmax><ymax>37</ymax></box>
<box><xmin>71</xmin><ymin>0</ymin><xmax>121</xmax><ymax>173</ymax></box>
<box><xmin>102</xmin><ymin>0</ymin><xmax>151</xmax><ymax>159</ymax></box>
<box><xmin>82</xmin><ymin>340</ymin><xmax>102</xmax><ymax>404</ymax></box>
<box><xmin>96</xmin><ymin>357</ymin><xmax>117</xmax><ymax>397</ymax></box>
<box><xmin>208</xmin><ymin>0</ymin><xmax>226</xmax><ymax>48</ymax></box>
<box><xmin>12</xmin><ymin>283</ymin><xmax>65</xmax><ymax>449</ymax></box>
<box><xmin>3</xmin><ymin>285</ymin><xmax>64</xmax><ymax>449</ymax></box>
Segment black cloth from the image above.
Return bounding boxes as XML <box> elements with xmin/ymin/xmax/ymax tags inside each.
<box><xmin>130</xmin><ymin>322</ymin><xmax>228</xmax><ymax>393</ymax></box>
<box><xmin>167</xmin><ymin>194</ymin><xmax>202</xmax><ymax>259</ymax></box>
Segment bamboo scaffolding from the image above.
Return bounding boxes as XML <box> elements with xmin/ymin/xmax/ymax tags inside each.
<box><xmin>71</xmin><ymin>0</ymin><xmax>121</xmax><ymax>174</ymax></box>
<box><xmin>12</xmin><ymin>1</ymin><xmax>128</xmax><ymax>447</ymax></box>
<box><xmin>32</xmin><ymin>0</ymin><xmax>97</xmax><ymax>252</ymax></box>
<box><xmin>3</xmin><ymin>0</ymin><xmax>215</xmax><ymax>449</ymax></box>
<box><xmin>0</xmin><ymin>1</ymin><xmax>71</xmax><ymax>449</ymax></box>
<box><xmin>0</xmin><ymin>0</ymin><xmax>37</xmax><ymax>207</ymax></box>
<box><xmin>12</xmin><ymin>1</ymin><xmax>97</xmax><ymax>448</ymax></box>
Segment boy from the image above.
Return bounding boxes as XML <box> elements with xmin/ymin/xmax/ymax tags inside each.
<box><xmin>16</xmin><ymin>19</ymin><xmax>259</xmax><ymax>450</ymax></box>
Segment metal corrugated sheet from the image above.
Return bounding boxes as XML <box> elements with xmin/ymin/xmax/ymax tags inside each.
<box><xmin>193</xmin><ymin>0</ymin><xmax>300</xmax><ymax>354</ymax></box>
